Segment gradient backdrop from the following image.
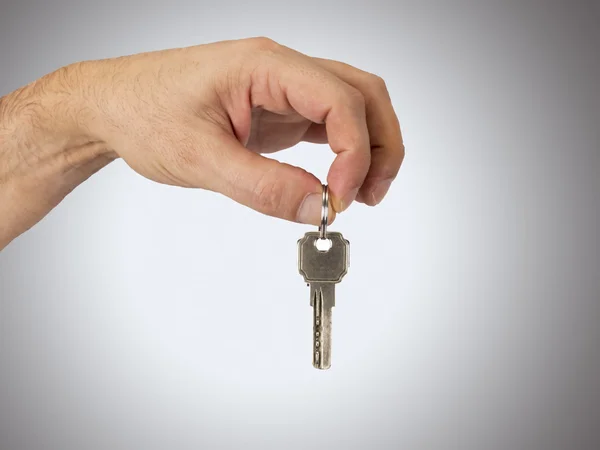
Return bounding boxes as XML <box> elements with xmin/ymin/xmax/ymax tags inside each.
<box><xmin>0</xmin><ymin>1</ymin><xmax>599</xmax><ymax>449</ymax></box>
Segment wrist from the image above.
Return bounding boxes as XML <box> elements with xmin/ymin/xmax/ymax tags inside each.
<box><xmin>1</xmin><ymin>63</ymin><xmax>106</xmax><ymax>158</ymax></box>
<box><xmin>0</xmin><ymin>64</ymin><xmax>117</xmax><ymax>249</ymax></box>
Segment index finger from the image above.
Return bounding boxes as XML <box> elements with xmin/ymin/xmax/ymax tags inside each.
<box><xmin>246</xmin><ymin>39</ymin><xmax>371</xmax><ymax>212</ymax></box>
<box><xmin>311</xmin><ymin>58</ymin><xmax>405</xmax><ymax>206</ymax></box>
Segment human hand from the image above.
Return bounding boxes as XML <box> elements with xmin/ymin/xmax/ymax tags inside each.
<box><xmin>0</xmin><ymin>37</ymin><xmax>404</xmax><ymax>248</ymax></box>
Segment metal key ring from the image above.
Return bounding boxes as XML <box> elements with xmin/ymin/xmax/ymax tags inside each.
<box><xmin>319</xmin><ymin>184</ymin><xmax>329</xmax><ymax>240</ymax></box>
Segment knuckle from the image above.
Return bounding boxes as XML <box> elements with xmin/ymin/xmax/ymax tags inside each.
<box><xmin>366</xmin><ymin>73</ymin><xmax>390</xmax><ymax>99</ymax></box>
<box><xmin>382</xmin><ymin>162</ymin><xmax>402</xmax><ymax>180</ymax></box>
<box><xmin>248</xmin><ymin>36</ymin><xmax>281</xmax><ymax>53</ymax></box>
<box><xmin>252</xmin><ymin>170</ymin><xmax>287</xmax><ymax>215</ymax></box>
<box><xmin>382</xmin><ymin>141</ymin><xmax>405</xmax><ymax>175</ymax></box>
<box><xmin>369</xmin><ymin>74</ymin><xmax>390</xmax><ymax>97</ymax></box>
<box><xmin>345</xmin><ymin>86</ymin><xmax>366</xmax><ymax>110</ymax></box>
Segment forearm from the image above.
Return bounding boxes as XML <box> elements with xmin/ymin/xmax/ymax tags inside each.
<box><xmin>0</xmin><ymin>67</ymin><xmax>117</xmax><ymax>250</ymax></box>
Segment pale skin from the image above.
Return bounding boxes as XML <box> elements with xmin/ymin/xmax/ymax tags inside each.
<box><xmin>0</xmin><ymin>37</ymin><xmax>404</xmax><ymax>250</ymax></box>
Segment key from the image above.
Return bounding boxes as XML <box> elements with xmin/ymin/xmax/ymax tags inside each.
<box><xmin>298</xmin><ymin>231</ymin><xmax>350</xmax><ymax>369</ymax></box>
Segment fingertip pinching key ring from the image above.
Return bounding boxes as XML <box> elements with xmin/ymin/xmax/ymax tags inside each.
<box><xmin>319</xmin><ymin>184</ymin><xmax>329</xmax><ymax>240</ymax></box>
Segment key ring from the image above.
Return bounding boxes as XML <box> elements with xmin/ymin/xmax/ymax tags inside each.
<box><xmin>319</xmin><ymin>184</ymin><xmax>329</xmax><ymax>240</ymax></box>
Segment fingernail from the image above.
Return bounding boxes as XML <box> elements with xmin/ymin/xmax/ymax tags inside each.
<box><xmin>340</xmin><ymin>187</ymin><xmax>360</xmax><ymax>212</ymax></box>
<box><xmin>297</xmin><ymin>193</ymin><xmax>322</xmax><ymax>224</ymax></box>
<box><xmin>371</xmin><ymin>179</ymin><xmax>393</xmax><ymax>205</ymax></box>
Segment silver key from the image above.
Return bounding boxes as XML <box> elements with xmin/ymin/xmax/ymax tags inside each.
<box><xmin>298</xmin><ymin>231</ymin><xmax>350</xmax><ymax>369</ymax></box>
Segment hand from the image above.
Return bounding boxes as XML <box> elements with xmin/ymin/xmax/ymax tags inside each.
<box><xmin>0</xmin><ymin>37</ymin><xmax>404</xmax><ymax>249</ymax></box>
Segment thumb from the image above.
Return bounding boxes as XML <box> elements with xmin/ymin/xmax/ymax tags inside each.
<box><xmin>206</xmin><ymin>132</ymin><xmax>335</xmax><ymax>225</ymax></box>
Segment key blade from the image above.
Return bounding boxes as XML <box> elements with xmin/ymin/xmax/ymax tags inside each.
<box><xmin>310</xmin><ymin>282</ymin><xmax>335</xmax><ymax>308</ymax></box>
<box><xmin>312</xmin><ymin>283</ymin><xmax>334</xmax><ymax>370</ymax></box>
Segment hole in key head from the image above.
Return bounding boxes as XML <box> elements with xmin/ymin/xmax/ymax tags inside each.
<box><xmin>314</xmin><ymin>238</ymin><xmax>332</xmax><ymax>252</ymax></box>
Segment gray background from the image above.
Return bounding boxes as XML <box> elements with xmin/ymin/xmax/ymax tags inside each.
<box><xmin>1</xmin><ymin>0</ymin><xmax>599</xmax><ymax>449</ymax></box>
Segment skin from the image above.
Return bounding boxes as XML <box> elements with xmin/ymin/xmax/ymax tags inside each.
<box><xmin>0</xmin><ymin>37</ymin><xmax>404</xmax><ymax>250</ymax></box>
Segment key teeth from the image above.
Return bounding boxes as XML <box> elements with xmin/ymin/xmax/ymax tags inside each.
<box><xmin>312</xmin><ymin>287</ymin><xmax>332</xmax><ymax>370</ymax></box>
<box><xmin>313</xmin><ymin>288</ymin><xmax>323</xmax><ymax>369</ymax></box>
